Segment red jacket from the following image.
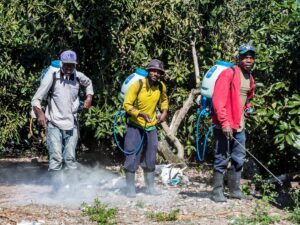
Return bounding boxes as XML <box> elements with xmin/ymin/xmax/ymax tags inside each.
<box><xmin>212</xmin><ymin>65</ymin><xmax>254</xmax><ymax>129</ymax></box>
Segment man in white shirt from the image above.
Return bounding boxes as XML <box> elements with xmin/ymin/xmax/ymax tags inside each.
<box><xmin>31</xmin><ymin>50</ymin><xmax>94</xmax><ymax>173</ymax></box>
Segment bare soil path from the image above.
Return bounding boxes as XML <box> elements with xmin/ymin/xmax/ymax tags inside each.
<box><xmin>0</xmin><ymin>157</ymin><xmax>293</xmax><ymax>225</ymax></box>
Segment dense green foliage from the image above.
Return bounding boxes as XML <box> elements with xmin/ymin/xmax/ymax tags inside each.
<box><xmin>0</xmin><ymin>0</ymin><xmax>299</xmax><ymax>173</ymax></box>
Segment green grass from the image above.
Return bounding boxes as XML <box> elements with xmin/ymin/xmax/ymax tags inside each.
<box><xmin>231</xmin><ymin>175</ymin><xmax>282</xmax><ymax>225</ymax></box>
<box><xmin>288</xmin><ymin>189</ymin><xmax>300</xmax><ymax>224</ymax></box>
<box><xmin>231</xmin><ymin>200</ymin><xmax>280</xmax><ymax>225</ymax></box>
<box><xmin>135</xmin><ymin>200</ymin><xmax>146</xmax><ymax>208</ymax></box>
<box><xmin>146</xmin><ymin>209</ymin><xmax>180</xmax><ymax>222</ymax></box>
<box><xmin>81</xmin><ymin>198</ymin><xmax>117</xmax><ymax>225</ymax></box>
<box><xmin>289</xmin><ymin>207</ymin><xmax>300</xmax><ymax>224</ymax></box>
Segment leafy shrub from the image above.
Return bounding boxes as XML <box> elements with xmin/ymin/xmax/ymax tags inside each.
<box><xmin>81</xmin><ymin>199</ymin><xmax>117</xmax><ymax>225</ymax></box>
<box><xmin>146</xmin><ymin>209</ymin><xmax>180</xmax><ymax>222</ymax></box>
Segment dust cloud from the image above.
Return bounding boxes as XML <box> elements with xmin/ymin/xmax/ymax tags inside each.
<box><xmin>0</xmin><ymin>161</ymin><xmax>125</xmax><ymax>207</ymax></box>
<box><xmin>0</xmin><ymin>160</ymin><xmax>175</xmax><ymax>208</ymax></box>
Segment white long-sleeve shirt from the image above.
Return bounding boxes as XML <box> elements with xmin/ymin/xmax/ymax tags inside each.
<box><xmin>31</xmin><ymin>69</ymin><xmax>94</xmax><ymax>130</ymax></box>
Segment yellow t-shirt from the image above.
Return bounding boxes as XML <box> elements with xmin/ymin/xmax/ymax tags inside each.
<box><xmin>123</xmin><ymin>78</ymin><xmax>168</xmax><ymax>128</ymax></box>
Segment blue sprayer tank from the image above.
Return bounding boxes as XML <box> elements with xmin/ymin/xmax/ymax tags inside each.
<box><xmin>200</xmin><ymin>60</ymin><xmax>234</xmax><ymax>98</ymax></box>
<box><xmin>119</xmin><ymin>68</ymin><xmax>148</xmax><ymax>103</ymax></box>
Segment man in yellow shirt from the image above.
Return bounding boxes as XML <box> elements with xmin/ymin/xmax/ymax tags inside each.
<box><xmin>123</xmin><ymin>59</ymin><xmax>169</xmax><ymax>197</ymax></box>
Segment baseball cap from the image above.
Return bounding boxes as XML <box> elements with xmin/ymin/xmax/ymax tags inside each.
<box><xmin>60</xmin><ymin>50</ymin><xmax>77</xmax><ymax>64</ymax></box>
<box><xmin>238</xmin><ymin>44</ymin><xmax>256</xmax><ymax>55</ymax></box>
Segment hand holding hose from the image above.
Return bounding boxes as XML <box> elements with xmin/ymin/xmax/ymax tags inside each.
<box><xmin>222</xmin><ymin>126</ymin><xmax>233</xmax><ymax>139</ymax></box>
<box><xmin>138</xmin><ymin>112</ymin><xmax>151</xmax><ymax>123</ymax></box>
<box><xmin>157</xmin><ymin>109</ymin><xmax>167</xmax><ymax>123</ymax></box>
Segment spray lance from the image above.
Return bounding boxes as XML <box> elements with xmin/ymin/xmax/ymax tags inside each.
<box><xmin>231</xmin><ymin>136</ymin><xmax>283</xmax><ymax>186</ymax></box>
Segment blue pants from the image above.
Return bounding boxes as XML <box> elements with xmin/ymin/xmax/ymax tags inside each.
<box><xmin>47</xmin><ymin>122</ymin><xmax>78</xmax><ymax>171</ymax></box>
<box><xmin>213</xmin><ymin>128</ymin><xmax>246</xmax><ymax>173</ymax></box>
<box><xmin>123</xmin><ymin>125</ymin><xmax>158</xmax><ymax>172</ymax></box>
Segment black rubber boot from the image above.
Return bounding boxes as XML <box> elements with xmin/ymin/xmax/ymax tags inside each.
<box><xmin>211</xmin><ymin>171</ymin><xmax>227</xmax><ymax>202</ymax></box>
<box><xmin>144</xmin><ymin>171</ymin><xmax>161</xmax><ymax>195</ymax></box>
<box><xmin>125</xmin><ymin>172</ymin><xmax>136</xmax><ymax>198</ymax></box>
<box><xmin>228</xmin><ymin>169</ymin><xmax>253</xmax><ymax>200</ymax></box>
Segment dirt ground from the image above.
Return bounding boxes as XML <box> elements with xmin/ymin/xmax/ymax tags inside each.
<box><xmin>0</xmin><ymin>155</ymin><xmax>294</xmax><ymax>225</ymax></box>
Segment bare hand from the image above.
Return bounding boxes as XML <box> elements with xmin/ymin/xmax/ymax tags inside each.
<box><xmin>157</xmin><ymin>110</ymin><xmax>167</xmax><ymax>123</ymax></box>
<box><xmin>83</xmin><ymin>95</ymin><xmax>93</xmax><ymax>109</ymax></box>
<box><xmin>222</xmin><ymin>126</ymin><xmax>233</xmax><ymax>139</ymax></box>
<box><xmin>138</xmin><ymin>112</ymin><xmax>151</xmax><ymax>123</ymax></box>
<box><xmin>33</xmin><ymin>106</ymin><xmax>47</xmax><ymax>128</ymax></box>
<box><xmin>37</xmin><ymin>114</ymin><xmax>48</xmax><ymax>129</ymax></box>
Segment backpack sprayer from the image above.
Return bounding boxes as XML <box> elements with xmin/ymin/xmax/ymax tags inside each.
<box><xmin>196</xmin><ymin>60</ymin><xmax>283</xmax><ymax>186</ymax></box>
<box><xmin>113</xmin><ymin>69</ymin><xmax>148</xmax><ymax>155</ymax></box>
<box><xmin>29</xmin><ymin>60</ymin><xmax>84</xmax><ymax>140</ymax></box>
<box><xmin>196</xmin><ymin>60</ymin><xmax>234</xmax><ymax>161</ymax></box>
<box><xmin>29</xmin><ymin>60</ymin><xmax>61</xmax><ymax>141</ymax></box>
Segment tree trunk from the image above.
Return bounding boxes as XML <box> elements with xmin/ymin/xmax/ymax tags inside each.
<box><xmin>158</xmin><ymin>140</ymin><xmax>184</xmax><ymax>164</ymax></box>
<box><xmin>157</xmin><ymin>40</ymin><xmax>201</xmax><ymax>164</ymax></box>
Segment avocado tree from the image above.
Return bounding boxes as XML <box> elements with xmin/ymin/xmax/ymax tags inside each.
<box><xmin>0</xmin><ymin>0</ymin><xmax>299</xmax><ymax>175</ymax></box>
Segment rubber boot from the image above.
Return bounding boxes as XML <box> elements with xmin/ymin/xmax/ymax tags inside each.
<box><xmin>49</xmin><ymin>169</ymin><xmax>64</xmax><ymax>192</ymax></box>
<box><xmin>144</xmin><ymin>171</ymin><xmax>161</xmax><ymax>195</ymax></box>
<box><xmin>125</xmin><ymin>172</ymin><xmax>136</xmax><ymax>198</ymax></box>
<box><xmin>211</xmin><ymin>171</ymin><xmax>227</xmax><ymax>202</ymax></box>
<box><xmin>63</xmin><ymin>168</ymin><xmax>77</xmax><ymax>190</ymax></box>
<box><xmin>228</xmin><ymin>169</ymin><xmax>253</xmax><ymax>200</ymax></box>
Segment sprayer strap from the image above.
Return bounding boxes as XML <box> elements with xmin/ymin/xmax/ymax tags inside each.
<box><xmin>134</xmin><ymin>79</ymin><xmax>143</xmax><ymax>108</ymax></box>
<box><xmin>230</xmin><ymin>67</ymin><xmax>236</xmax><ymax>90</ymax></box>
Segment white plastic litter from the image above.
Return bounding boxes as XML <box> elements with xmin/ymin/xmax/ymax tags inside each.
<box><xmin>157</xmin><ymin>164</ymin><xmax>189</xmax><ymax>186</ymax></box>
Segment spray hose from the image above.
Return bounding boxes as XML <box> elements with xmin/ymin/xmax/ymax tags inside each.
<box><xmin>195</xmin><ymin>108</ymin><xmax>213</xmax><ymax>161</ymax></box>
<box><xmin>232</xmin><ymin>136</ymin><xmax>283</xmax><ymax>186</ymax></box>
<box><xmin>113</xmin><ymin>109</ymin><xmax>145</xmax><ymax>155</ymax></box>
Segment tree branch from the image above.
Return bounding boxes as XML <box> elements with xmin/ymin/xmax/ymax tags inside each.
<box><xmin>257</xmin><ymin>83</ymin><xmax>278</xmax><ymax>98</ymax></box>
<box><xmin>169</xmin><ymin>89</ymin><xmax>200</xmax><ymax>134</ymax></box>
<box><xmin>191</xmin><ymin>39</ymin><xmax>200</xmax><ymax>88</ymax></box>
<box><xmin>161</xmin><ymin>121</ymin><xmax>185</xmax><ymax>159</ymax></box>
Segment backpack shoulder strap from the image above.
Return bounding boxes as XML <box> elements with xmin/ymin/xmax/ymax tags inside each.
<box><xmin>137</xmin><ymin>79</ymin><xmax>143</xmax><ymax>96</ymax></box>
<box><xmin>49</xmin><ymin>71</ymin><xmax>59</xmax><ymax>97</ymax></box>
<box><xmin>230</xmin><ymin>66</ymin><xmax>236</xmax><ymax>89</ymax></box>
<box><xmin>158</xmin><ymin>81</ymin><xmax>163</xmax><ymax>94</ymax></box>
<box><xmin>134</xmin><ymin>79</ymin><xmax>143</xmax><ymax>108</ymax></box>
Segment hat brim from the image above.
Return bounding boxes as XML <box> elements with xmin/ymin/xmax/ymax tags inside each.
<box><xmin>61</xmin><ymin>61</ymin><xmax>77</xmax><ymax>64</ymax></box>
<box><xmin>147</xmin><ymin>67</ymin><xmax>165</xmax><ymax>74</ymax></box>
<box><xmin>239</xmin><ymin>50</ymin><xmax>256</xmax><ymax>55</ymax></box>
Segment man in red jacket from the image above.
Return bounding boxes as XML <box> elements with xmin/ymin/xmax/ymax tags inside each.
<box><xmin>211</xmin><ymin>44</ymin><xmax>256</xmax><ymax>202</ymax></box>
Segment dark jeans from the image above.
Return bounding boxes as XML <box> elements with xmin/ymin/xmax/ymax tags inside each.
<box><xmin>123</xmin><ymin>125</ymin><xmax>158</xmax><ymax>172</ymax></box>
<box><xmin>213</xmin><ymin>128</ymin><xmax>246</xmax><ymax>173</ymax></box>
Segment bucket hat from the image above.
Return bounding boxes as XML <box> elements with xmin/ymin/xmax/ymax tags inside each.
<box><xmin>146</xmin><ymin>59</ymin><xmax>165</xmax><ymax>74</ymax></box>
